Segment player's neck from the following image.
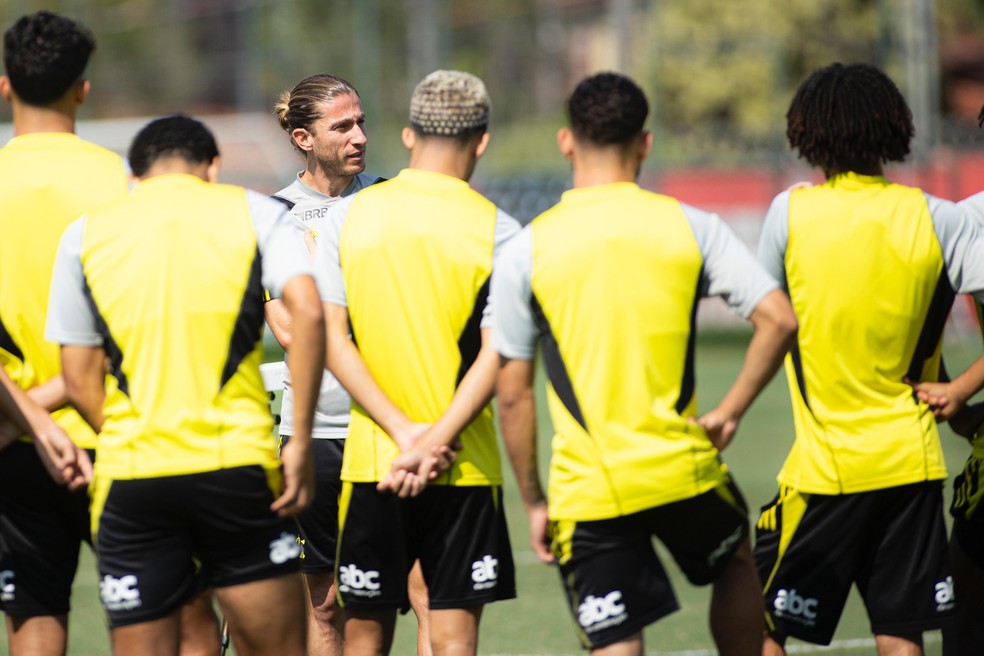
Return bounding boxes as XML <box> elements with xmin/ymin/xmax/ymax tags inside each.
<box><xmin>407</xmin><ymin>149</ymin><xmax>476</xmax><ymax>182</ymax></box>
<box><xmin>300</xmin><ymin>166</ymin><xmax>353</xmax><ymax>198</ymax></box>
<box><xmin>824</xmin><ymin>162</ymin><xmax>884</xmax><ymax>179</ymax></box>
<box><xmin>571</xmin><ymin>162</ymin><xmax>639</xmax><ymax>189</ymax></box>
<box><xmin>569</xmin><ymin>145</ymin><xmax>642</xmax><ymax>189</ymax></box>
<box><xmin>12</xmin><ymin>104</ymin><xmax>76</xmax><ymax>136</ymax></box>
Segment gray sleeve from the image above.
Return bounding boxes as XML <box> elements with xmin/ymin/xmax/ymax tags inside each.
<box><xmin>959</xmin><ymin>191</ymin><xmax>984</xmax><ymax>227</ymax></box>
<box><xmin>756</xmin><ymin>190</ymin><xmax>791</xmax><ymax>291</ymax></box>
<box><xmin>683</xmin><ymin>203</ymin><xmax>779</xmax><ymax>319</ymax></box>
<box><xmin>246</xmin><ymin>190</ymin><xmax>313</xmax><ymax>299</ymax></box>
<box><xmin>491</xmin><ymin>227</ymin><xmax>538</xmax><ymax>359</ymax></box>
<box><xmin>481</xmin><ymin>208</ymin><xmax>523</xmax><ymax>329</ymax></box>
<box><xmin>45</xmin><ymin>218</ymin><xmax>102</xmax><ymax>347</ymax></box>
<box><xmin>312</xmin><ymin>195</ymin><xmax>357</xmax><ymax>307</ymax></box>
<box><xmin>931</xmin><ymin>193</ymin><xmax>984</xmax><ymax>296</ymax></box>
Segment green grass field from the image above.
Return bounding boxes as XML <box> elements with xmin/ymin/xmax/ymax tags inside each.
<box><xmin>3</xmin><ymin>329</ymin><xmax>978</xmax><ymax>655</ymax></box>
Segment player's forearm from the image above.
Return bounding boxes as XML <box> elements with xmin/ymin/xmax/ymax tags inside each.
<box><xmin>717</xmin><ymin>289</ymin><xmax>798</xmax><ymax>421</ymax></box>
<box><xmin>264</xmin><ymin>299</ymin><xmax>293</xmax><ymax>351</ymax></box>
<box><xmin>497</xmin><ymin>358</ymin><xmax>545</xmax><ymax>509</ymax></box>
<box><xmin>327</xmin><ymin>333</ymin><xmax>415</xmax><ymax>441</ymax></box>
<box><xmin>282</xmin><ymin>281</ymin><xmax>326</xmax><ymax>438</ymax></box>
<box><xmin>943</xmin><ymin>356</ymin><xmax>984</xmax><ymax>410</ymax></box>
<box><xmin>422</xmin><ymin>336</ymin><xmax>498</xmax><ymax>451</ymax></box>
<box><xmin>60</xmin><ymin>345</ymin><xmax>107</xmax><ymax>433</ymax></box>
<box><xmin>0</xmin><ymin>371</ymin><xmax>70</xmax><ymax>453</ymax></box>
<box><xmin>25</xmin><ymin>374</ymin><xmax>67</xmax><ymax>412</ymax></box>
<box><xmin>0</xmin><ymin>368</ymin><xmax>33</xmax><ymax>436</ymax></box>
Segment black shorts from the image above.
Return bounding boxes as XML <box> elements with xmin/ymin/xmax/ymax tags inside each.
<box><xmin>754</xmin><ymin>481</ymin><xmax>952</xmax><ymax>645</ymax></box>
<box><xmin>549</xmin><ymin>480</ymin><xmax>749</xmax><ymax>650</ymax></box>
<box><xmin>335</xmin><ymin>483</ymin><xmax>516</xmax><ymax>611</ymax></box>
<box><xmin>0</xmin><ymin>441</ymin><xmax>92</xmax><ymax>617</ymax></box>
<box><xmin>280</xmin><ymin>437</ymin><xmax>344</xmax><ymax>573</ymax></box>
<box><xmin>951</xmin><ymin>452</ymin><xmax>984</xmax><ymax>569</ymax></box>
<box><xmin>92</xmin><ymin>465</ymin><xmax>301</xmax><ymax>627</ymax></box>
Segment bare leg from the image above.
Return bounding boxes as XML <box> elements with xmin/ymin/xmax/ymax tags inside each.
<box><xmin>761</xmin><ymin>633</ymin><xmax>785</xmax><ymax>656</ymax></box>
<box><xmin>948</xmin><ymin>537</ymin><xmax>984</xmax><ymax>656</ymax></box>
<box><xmin>407</xmin><ymin>561</ymin><xmax>432</xmax><ymax>656</ymax></box>
<box><xmin>304</xmin><ymin>571</ymin><xmax>344</xmax><ymax>656</ymax></box>
<box><xmin>428</xmin><ymin>607</ymin><xmax>482</xmax><ymax>656</ymax></box>
<box><xmin>343</xmin><ymin>609</ymin><xmax>397</xmax><ymax>656</ymax></box>
<box><xmin>875</xmin><ymin>634</ymin><xmax>923</xmax><ymax>656</ymax></box>
<box><xmin>178</xmin><ymin>589</ymin><xmax>221</xmax><ymax>656</ymax></box>
<box><xmin>6</xmin><ymin>614</ymin><xmax>69</xmax><ymax>656</ymax></box>
<box><xmin>709</xmin><ymin>539</ymin><xmax>763</xmax><ymax>656</ymax></box>
<box><xmin>591</xmin><ymin>631</ymin><xmax>643</xmax><ymax>656</ymax></box>
<box><xmin>214</xmin><ymin>573</ymin><xmax>307</xmax><ymax>656</ymax></box>
<box><xmin>110</xmin><ymin>612</ymin><xmax>181</xmax><ymax>656</ymax></box>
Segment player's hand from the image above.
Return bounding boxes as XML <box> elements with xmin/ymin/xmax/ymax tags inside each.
<box><xmin>376</xmin><ymin>440</ymin><xmax>460</xmax><ymax>497</ymax></box>
<box><xmin>528</xmin><ymin>502</ymin><xmax>554</xmax><ymax>564</ymax></box>
<box><xmin>272</xmin><ymin>435</ymin><xmax>315</xmax><ymax>517</ymax></box>
<box><xmin>31</xmin><ymin>418</ymin><xmax>93</xmax><ymax>490</ymax></box>
<box><xmin>693</xmin><ymin>409</ymin><xmax>740</xmax><ymax>452</ymax></box>
<box><xmin>377</xmin><ymin>449</ymin><xmax>428</xmax><ymax>498</ymax></box>
<box><xmin>909</xmin><ymin>379</ymin><xmax>968</xmax><ymax>422</ymax></box>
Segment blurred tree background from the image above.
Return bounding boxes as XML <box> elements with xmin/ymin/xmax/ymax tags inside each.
<box><xmin>2</xmin><ymin>0</ymin><xmax>984</xmax><ymax>194</ymax></box>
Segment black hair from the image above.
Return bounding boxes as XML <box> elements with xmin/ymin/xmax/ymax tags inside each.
<box><xmin>128</xmin><ymin>115</ymin><xmax>220</xmax><ymax>177</ymax></box>
<box><xmin>3</xmin><ymin>11</ymin><xmax>95</xmax><ymax>105</ymax></box>
<box><xmin>786</xmin><ymin>63</ymin><xmax>913</xmax><ymax>174</ymax></box>
<box><xmin>567</xmin><ymin>72</ymin><xmax>649</xmax><ymax>146</ymax></box>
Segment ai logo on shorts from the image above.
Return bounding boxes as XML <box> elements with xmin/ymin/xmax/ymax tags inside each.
<box><xmin>773</xmin><ymin>589</ymin><xmax>817</xmax><ymax>626</ymax></box>
<box><xmin>100</xmin><ymin>574</ymin><xmax>142</xmax><ymax>611</ymax></box>
<box><xmin>269</xmin><ymin>532</ymin><xmax>302</xmax><ymax>564</ymax></box>
<box><xmin>471</xmin><ymin>555</ymin><xmax>498</xmax><ymax>590</ymax></box>
<box><xmin>935</xmin><ymin>576</ymin><xmax>956</xmax><ymax>611</ymax></box>
<box><xmin>578</xmin><ymin>591</ymin><xmax>627</xmax><ymax>632</ymax></box>
<box><xmin>338</xmin><ymin>565</ymin><xmax>381</xmax><ymax>598</ymax></box>
<box><xmin>0</xmin><ymin>570</ymin><xmax>14</xmax><ymax>602</ymax></box>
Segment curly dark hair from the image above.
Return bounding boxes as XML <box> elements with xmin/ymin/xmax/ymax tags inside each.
<box><xmin>128</xmin><ymin>115</ymin><xmax>220</xmax><ymax>177</ymax></box>
<box><xmin>3</xmin><ymin>11</ymin><xmax>95</xmax><ymax>105</ymax></box>
<box><xmin>567</xmin><ymin>72</ymin><xmax>649</xmax><ymax>145</ymax></box>
<box><xmin>786</xmin><ymin>63</ymin><xmax>913</xmax><ymax>174</ymax></box>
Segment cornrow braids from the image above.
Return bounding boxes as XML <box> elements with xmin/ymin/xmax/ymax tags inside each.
<box><xmin>786</xmin><ymin>63</ymin><xmax>913</xmax><ymax>175</ymax></box>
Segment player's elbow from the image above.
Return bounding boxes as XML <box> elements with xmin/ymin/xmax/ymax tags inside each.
<box><xmin>496</xmin><ymin>379</ymin><xmax>532</xmax><ymax>412</ymax></box>
<box><xmin>775</xmin><ymin>309</ymin><xmax>798</xmax><ymax>346</ymax></box>
<box><xmin>291</xmin><ymin>298</ymin><xmax>325</xmax><ymax>334</ymax></box>
<box><xmin>754</xmin><ymin>290</ymin><xmax>798</xmax><ymax>347</ymax></box>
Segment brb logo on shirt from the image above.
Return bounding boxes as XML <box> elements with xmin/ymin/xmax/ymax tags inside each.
<box><xmin>773</xmin><ymin>589</ymin><xmax>818</xmax><ymax>626</ymax></box>
<box><xmin>100</xmin><ymin>574</ymin><xmax>142</xmax><ymax>611</ymax></box>
<box><xmin>935</xmin><ymin>576</ymin><xmax>956</xmax><ymax>612</ymax></box>
<box><xmin>269</xmin><ymin>532</ymin><xmax>302</xmax><ymax>565</ymax></box>
<box><xmin>578</xmin><ymin>591</ymin><xmax>628</xmax><ymax>633</ymax></box>
<box><xmin>338</xmin><ymin>564</ymin><xmax>381</xmax><ymax>598</ymax></box>
<box><xmin>0</xmin><ymin>570</ymin><xmax>14</xmax><ymax>602</ymax></box>
<box><xmin>471</xmin><ymin>555</ymin><xmax>499</xmax><ymax>590</ymax></box>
